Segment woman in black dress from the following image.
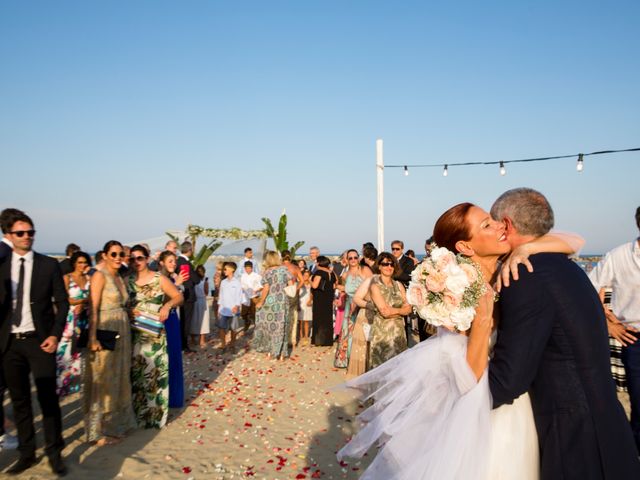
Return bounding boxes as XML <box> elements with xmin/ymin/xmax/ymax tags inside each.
<box><xmin>310</xmin><ymin>256</ymin><xmax>337</xmax><ymax>346</ymax></box>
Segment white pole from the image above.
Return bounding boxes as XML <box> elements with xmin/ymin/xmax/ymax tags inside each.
<box><xmin>376</xmin><ymin>139</ymin><xmax>384</xmax><ymax>251</ymax></box>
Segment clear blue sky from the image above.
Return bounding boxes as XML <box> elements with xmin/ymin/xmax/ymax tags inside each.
<box><xmin>1</xmin><ymin>0</ymin><xmax>638</xmax><ymax>254</ymax></box>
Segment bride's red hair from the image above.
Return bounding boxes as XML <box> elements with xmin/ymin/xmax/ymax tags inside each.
<box><xmin>433</xmin><ymin>202</ymin><xmax>475</xmax><ymax>253</ymax></box>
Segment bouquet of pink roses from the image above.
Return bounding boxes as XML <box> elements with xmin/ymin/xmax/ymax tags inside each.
<box><xmin>406</xmin><ymin>246</ymin><xmax>486</xmax><ymax>332</ymax></box>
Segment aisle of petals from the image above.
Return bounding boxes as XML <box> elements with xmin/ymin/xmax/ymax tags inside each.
<box><xmin>164</xmin><ymin>332</ymin><xmax>369</xmax><ymax>479</ymax></box>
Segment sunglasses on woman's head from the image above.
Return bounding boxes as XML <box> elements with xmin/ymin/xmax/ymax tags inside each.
<box><xmin>10</xmin><ymin>230</ymin><xmax>36</xmax><ymax>238</ymax></box>
<box><xmin>379</xmin><ymin>261</ymin><xmax>394</xmax><ymax>267</ymax></box>
<box><xmin>109</xmin><ymin>251</ymin><xmax>126</xmax><ymax>258</ymax></box>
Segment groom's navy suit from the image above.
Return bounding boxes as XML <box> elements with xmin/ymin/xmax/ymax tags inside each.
<box><xmin>489</xmin><ymin>253</ymin><xmax>640</xmax><ymax>480</ymax></box>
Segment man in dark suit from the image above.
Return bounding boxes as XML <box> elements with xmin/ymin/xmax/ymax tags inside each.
<box><xmin>0</xmin><ymin>209</ymin><xmax>68</xmax><ymax>476</ymax></box>
<box><xmin>391</xmin><ymin>240</ymin><xmax>416</xmax><ymax>343</ymax></box>
<box><xmin>177</xmin><ymin>241</ymin><xmax>201</xmax><ymax>352</ymax></box>
<box><xmin>0</xmin><ymin>209</ymin><xmax>20</xmax><ymax>452</ymax></box>
<box><xmin>58</xmin><ymin>243</ymin><xmax>79</xmax><ymax>275</ymax></box>
<box><xmin>489</xmin><ymin>188</ymin><xmax>640</xmax><ymax>479</ymax></box>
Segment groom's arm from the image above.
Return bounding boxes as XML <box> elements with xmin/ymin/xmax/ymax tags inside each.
<box><xmin>489</xmin><ymin>265</ymin><xmax>554</xmax><ymax>408</ymax></box>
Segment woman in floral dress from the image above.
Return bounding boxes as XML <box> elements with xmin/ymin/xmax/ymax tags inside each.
<box><xmin>334</xmin><ymin>249</ymin><xmax>373</xmax><ymax>368</ymax></box>
<box><xmin>253</xmin><ymin>251</ymin><xmax>293</xmax><ymax>360</ymax></box>
<box><xmin>56</xmin><ymin>251</ymin><xmax>91</xmax><ymax>396</ymax></box>
<box><xmin>128</xmin><ymin>244</ymin><xmax>183</xmax><ymax>428</ymax></box>
<box><xmin>368</xmin><ymin>252</ymin><xmax>412</xmax><ymax>370</ymax></box>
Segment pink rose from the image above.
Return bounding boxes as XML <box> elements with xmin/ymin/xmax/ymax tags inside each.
<box><xmin>443</xmin><ymin>292</ymin><xmax>461</xmax><ymax>308</ymax></box>
<box><xmin>425</xmin><ymin>272</ymin><xmax>446</xmax><ymax>292</ymax></box>
<box><xmin>460</xmin><ymin>263</ymin><xmax>479</xmax><ymax>284</ymax></box>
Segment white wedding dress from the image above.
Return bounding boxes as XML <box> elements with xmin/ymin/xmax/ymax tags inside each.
<box><xmin>337</xmin><ymin>328</ymin><xmax>539</xmax><ymax>479</ymax></box>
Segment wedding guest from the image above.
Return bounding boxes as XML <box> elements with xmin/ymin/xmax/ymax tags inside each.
<box><xmin>177</xmin><ymin>241</ymin><xmax>200</xmax><ymax>352</ymax></box>
<box><xmin>298</xmin><ymin>270</ymin><xmax>313</xmax><ymax>345</ymax></box>
<box><xmin>84</xmin><ymin>240</ymin><xmax>136</xmax><ymax>446</ymax></box>
<box><xmin>240</xmin><ymin>247</ymin><xmax>260</xmax><ymax>274</ymax></box>
<box><xmin>311</xmin><ymin>256</ymin><xmax>338</xmax><ymax>346</ymax></box>
<box><xmin>332</xmin><ymin>251</ymin><xmax>348</xmax><ymax>277</ymax></box>
<box><xmin>218</xmin><ymin>262</ymin><xmax>243</xmax><ymax>353</ymax></box>
<box><xmin>253</xmin><ymin>251</ymin><xmax>293</xmax><ymax>360</ymax></box>
<box><xmin>165</xmin><ymin>240</ymin><xmax>178</xmax><ymax>254</ymax></box>
<box><xmin>309</xmin><ymin>246</ymin><xmax>320</xmax><ymax>273</ymax></box>
<box><xmin>405</xmin><ymin>249</ymin><xmax>419</xmax><ymax>266</ymax></box>
<box><xmin>191</xmin><ymin>265</ymin><xmax>210</xmax><ymax>349</ymax></box>
<box><xmin>158</xmin><ymin>250</ymin><xmax>186</xmax><ymax>409</ymax></box>
<box><xmin>211</xmin><ymin>260</ymin><xmax>225</xmax><ymax>324</ymax></box>
<box><xmin>59</xmin><ymin>243</ymin><xmax>80</xmax><ymax>275</ymax></box>
<box><xmin>0</xmin><ymin>208</ymin><xmax>19</xmax><ymax>452</ymax></box>
<box><xmin>368</xmin><ymin>252</ymin><xmax>411</xmax><ymax>369</ymax></box>
<box><xmin>0</xmin><ymin>210</ymin><xmax>68</xmax><ymax>475</ymax></box>
<box><xmin>360</xmin><ymin>245</ymin><xmax>377</xmax><ymax>270</ymax></box>
<box><xmin>118</xmin><ymin>245</ymin><xmax>131</xmax><ymax>277</ymax></box>
<box><xmin>589</xmin><ymin>206</ymin><xmax>640</xmax><ymax>452</ymax></box>
<box><xmin>88</xmin><ymin>250</ymin><xmax>103</xmax><ymax>276</ymax></box>
<box><xmin>296</xmin><ymin>258</ymin><xmax>307</xmax><ymax>271</ymax></box>
<box><xmin>56</xmin><ymin>251</ymin><xmax>91</xmax><ymax>396</ymax></box>
<box><xmin>334</xmin><ymin>249</ymin><xmax>373</xmax><ymax>368</ymax></box>
<box><xmin>282</xmin><ymin>250</ymin><xmax>303</xmax><ymax>347</ymax></box>
<box><xmin>348</xmin><ymin>271</ymin><xmax>377</xmax><ymax>377</ymax></box>
<box><xmin>128</xmin><ymin>244</ymin><xmax>183</xmax><ymax>429</ymax></box>
<box><xmin>424</xmin><ymin>236</ymin><xmax>435</xmax><ymax>255</ymax></box>
<box><xmin>333</xmin><ymin>252</ymin><xmax>348</xmax><ymax>341</ymax></box>
<box><xmin>240</xmin><ymin>261</ymin><xmax>262</xmax><ymax>332</ymax></box>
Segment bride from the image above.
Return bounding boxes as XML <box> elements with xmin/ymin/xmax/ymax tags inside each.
<box><xmin>337</xmin><ymin>203</ymin><xmax>581</xmax><ymax>479</ymax></box>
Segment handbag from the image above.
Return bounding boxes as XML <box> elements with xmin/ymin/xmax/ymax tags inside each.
<box><xmin>132</xmin><ymin>311</ymin><xmax>164</xmax><ymax>337</ymax></box>
<box><xmin>76</xmin><ymin>329</ymin><xmax>120</xmax><ymax>351</ymax></box>
<box><xmin>284</xmin><ymin>284</ymin><xmax>297</xmax><ymax>298</ymax></box>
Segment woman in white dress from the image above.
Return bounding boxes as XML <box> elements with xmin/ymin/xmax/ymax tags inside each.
<box><xmin>190</xmin><ymin>265</ymin><xmax>211</xmax><ymax>348</ymax></box>
<box><xmin>338</xmin><ymin>203</ymin><xmax>581</xmax><ymax>479</ymax></box>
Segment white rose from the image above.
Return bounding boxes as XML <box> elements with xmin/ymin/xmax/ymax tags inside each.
<box><xmin>451</xmin><ymin>307</ymin><xmax>475</xmax><ymax>332</ymax></box>
<box><xmin>444</xmin><ymin>270</ymin><xmax>470</xmax><ymax>296</ymax></box>
<box><xmin>430</xmin><ymin>247</ymin><xmax>453</xmax><ymax>265</ymax></box>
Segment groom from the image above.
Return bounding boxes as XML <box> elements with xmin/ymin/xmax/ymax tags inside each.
<box><xmin>488</xmin><ymin>188</ymin><xmax>640</xmax><ymax>479</ymax></box>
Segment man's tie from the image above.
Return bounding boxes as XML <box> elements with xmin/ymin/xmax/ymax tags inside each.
<box><xmin>12</xmin><ymin>258</ymin><xmax>25</xmax><ymax>327</ymax></box>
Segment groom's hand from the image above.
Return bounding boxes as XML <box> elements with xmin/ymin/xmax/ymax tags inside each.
<box><xmin>496</xmin><ymin>247</ymin><xmax>534</xmax><ymax>291</ymax></box>
<box><xmin>606</xmin><ymin>310</ymin><xmax>638</xmax><ymax>346</ymax></box>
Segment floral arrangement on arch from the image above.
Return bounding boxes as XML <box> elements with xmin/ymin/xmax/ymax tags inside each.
<box><xmin>186</xmin><ymin>225</ymin><xmax>267</xmax><ymax>240</ymax></box>
<box><xmin>406</xmin><ymin>246</ymin><xmax>486</xmax><ymax>332</ymax></box>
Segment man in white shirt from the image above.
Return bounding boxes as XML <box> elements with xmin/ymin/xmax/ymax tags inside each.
<box><xmin>0</xmin><ymin>209</ymin><xmax>68</xmax><ymax>475</ymax></box>
<box><xmin>589</xmin><ymin>206</ymin><xmax>640</xmax><ymax>453</ymax></box>
<box><xmin>240</xmin><ymin>261</ymin><xmax>262</xmax><ymax>331</ymax></box>
<box><xmin>239</xmin><ymin>247</ymin><xmax>260</xmax><ymax>275</ymax></box>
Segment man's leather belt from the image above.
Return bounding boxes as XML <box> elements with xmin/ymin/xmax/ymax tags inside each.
<box><xmin>11</xmin><ymin>331</ymin><xmax>37</xmax><ymax>339</ymax></box>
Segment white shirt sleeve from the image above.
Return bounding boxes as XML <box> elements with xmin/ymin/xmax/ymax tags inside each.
<box><xmin>588</xmin><ymin>252</ymin><xmax>614</xmax><ymax>291</ymax></box>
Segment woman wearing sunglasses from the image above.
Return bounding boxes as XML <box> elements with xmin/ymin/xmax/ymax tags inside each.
<box><xmin>367</xmin><ymin>252</ymin><xmax>413</xmax><ymax>370</ymax></box>
<box><xmin>128</xmin><ymin>245</ymin><xmax>183</xmax><ymax>429</ymax></box>
<box><xmin>334</xmin><ymin>249</ymin><xmax>373</xmax><ymax>369</ymax></box>
<box><xmin>84</xmin><ymin>240</ymin><xmax>137</xmax><ymax>446</ymax></box>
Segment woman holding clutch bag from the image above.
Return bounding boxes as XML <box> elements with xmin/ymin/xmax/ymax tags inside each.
<box><xmin>128</xmin><ymin>244</ymin><xmax>183</xmax><ymax>429</ymax></box>
<box><xmin>84</xmin><ymin>240</ymin><xmax>137</xmax><ymax>446</ymax></box>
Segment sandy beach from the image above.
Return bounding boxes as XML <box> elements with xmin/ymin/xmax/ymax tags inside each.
<box><xmin>0</xmin><ymin>327</ymin><xmax>631</xmax><ymax>480</ymax></box>
<box><xmin>0</xmin><ymin>329</ymin><xmax>370</xmax><ymax>480</ymax></box>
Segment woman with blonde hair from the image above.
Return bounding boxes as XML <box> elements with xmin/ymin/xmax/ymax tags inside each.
<box><xmin>252</xmin><ymin>251</ymin><xmax>294</xmax><ymax>360</ymax></box>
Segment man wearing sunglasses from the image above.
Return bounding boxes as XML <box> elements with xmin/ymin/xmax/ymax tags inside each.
<box><xmin>0</xmin><ymin>209</ymin><xmax>68</xmax><ymax>476</ymax></box>
<box><xmin>391</xmin><ymin>240</ymin><xmax>417</xmax><ymax>344</ymax></box>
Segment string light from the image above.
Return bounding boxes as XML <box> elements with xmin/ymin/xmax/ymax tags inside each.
<box><xmin>387</xmin><ymin>147</ymin><xmax>638</xmax><ymax>177</ymax></box>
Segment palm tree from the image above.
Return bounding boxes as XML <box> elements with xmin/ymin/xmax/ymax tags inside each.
<box><xmin>261</xmin><ymin>211</ymin><xmax>304</xmax><ymax>256</ymax></box>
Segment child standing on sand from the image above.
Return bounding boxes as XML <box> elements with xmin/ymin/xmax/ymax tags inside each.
<box><xmin>298</xmin><ymin>270</ymin><xmax>313</xmax><ymax>345</ymax></box>
<box><xmin>217</xmin><ymin>262</ymin><xmax>243</xmax><ymax>352</ymax></box>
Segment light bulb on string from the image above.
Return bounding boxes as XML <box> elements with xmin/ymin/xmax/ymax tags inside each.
<box><xmin>576</xmin><ymin>154</ymin><xmax>584</xmax><ymax>172</ymax></box>
<box><xmin>404</xmin><ymin>165</ymin><xmax>409</xmax><ymax>176</ymax></box>
<box><xmin>443</xmin><ymin>164</ymin><xmax>448</xmax><ymax>177</ymax></box>
<box><xmin>499</xmin><ymin>161</ymin><xmax>506</xmax><ymax>176</ymax></box>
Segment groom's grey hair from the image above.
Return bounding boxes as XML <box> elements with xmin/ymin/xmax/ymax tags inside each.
<box><xmin>490</xmin><ymin>188</ymin><xmax>554</xmax><ymax>236</ymax></box>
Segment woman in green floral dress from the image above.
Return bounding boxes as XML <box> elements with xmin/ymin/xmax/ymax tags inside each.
<box><xmin>368</xmin><ymin>252</ymin><xmax>413</xmax><ymax>370</ymax></box>
<box><xmin>128</xmin><ymin>245</ymin><xmax>183</xmax><ymax>429</ymax></box>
